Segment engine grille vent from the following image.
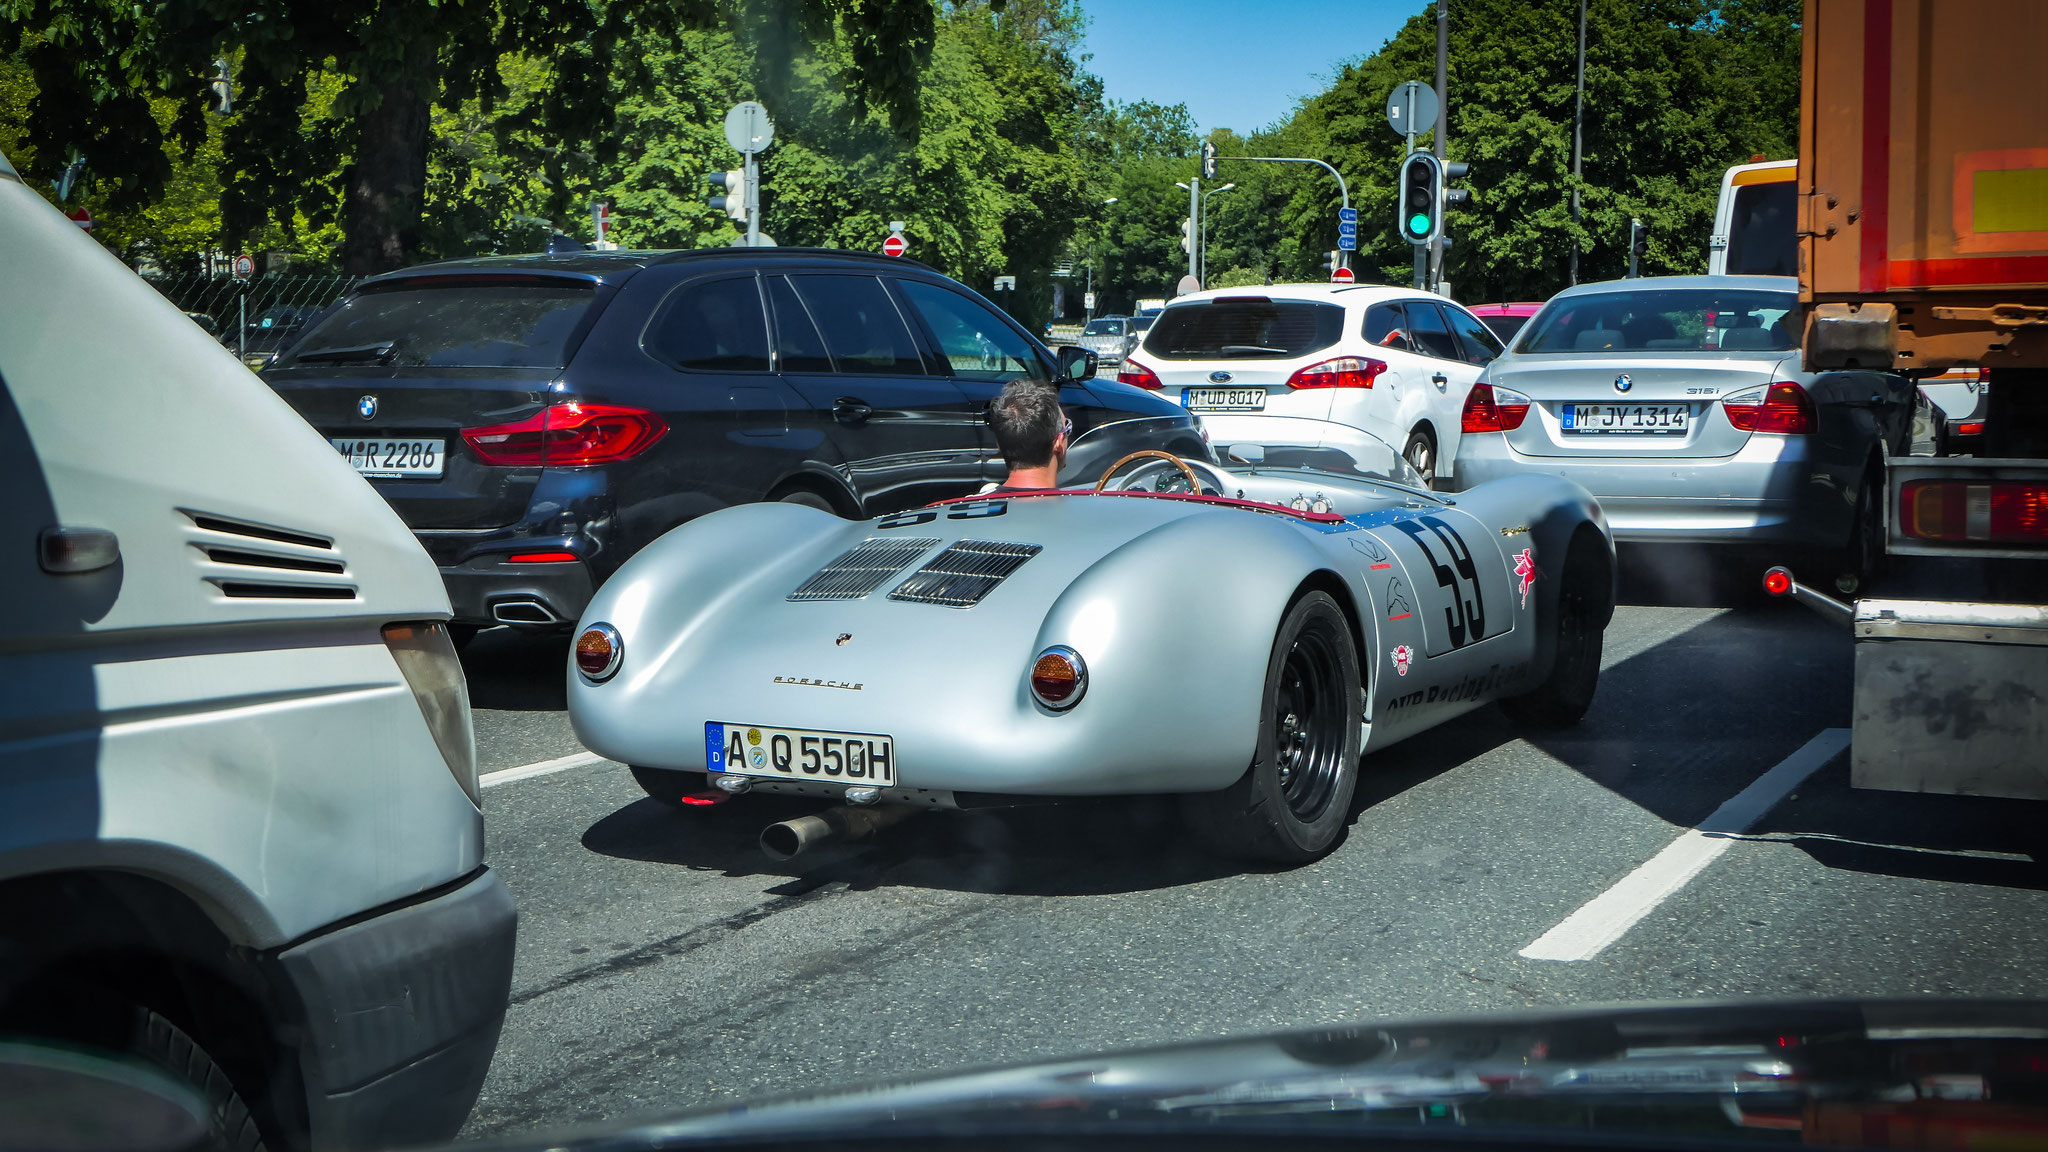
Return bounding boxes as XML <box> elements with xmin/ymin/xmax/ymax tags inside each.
<box><xmin>888</xmin><ymin>541</ymin><xmax>1042</xmax><ymax>608</ymax></box>
<box><xmin>788</xmin><ymin>537</ymin><xmax>940</xmax><ymax>601</ymax></box>
<box><xmin>182</xmin><ymin>510</ymin><xmax>357</xmax><ymax>602</ymax></box>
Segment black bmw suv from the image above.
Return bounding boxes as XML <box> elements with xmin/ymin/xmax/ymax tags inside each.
<box><xmin>262</xmin><ymin>247</ymin><xmax>1206</xmax><ymax>636</ymax></box>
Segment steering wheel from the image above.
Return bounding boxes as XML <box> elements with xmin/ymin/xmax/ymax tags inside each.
<box><xmin>1095</xmin><ymin>450</ymin><xmax>1204</xmax><ymax>494</ymax></box>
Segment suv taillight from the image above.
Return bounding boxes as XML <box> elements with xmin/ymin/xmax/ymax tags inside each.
<box><xmin>462</xmin><ymin>402</ymin><xmax>669</xmax><ymax>467</ymax></box>
<box><xmin>1900</xmin><ymin>480</ymin><xmax>2048</xmax><ymax>544</ymax></box>
<box><xmin>1286</xmin><ymin>356</ymin><xmax>1387</xmax><ymax>389</ymax></box>
<box><xmin>1117</xmin><ymin>359</ymin><xmax>1162</xmax><ymax>389</ymax></box>
<box><xmin>1722</xmin><ymin>382</ymin><xmax>1814</xmax><ymax>435</ymax></box>
<box><xmin>1460</xmin><ymin>383</ymin><xmax>1531</xmax><ymax>432</ymax></box>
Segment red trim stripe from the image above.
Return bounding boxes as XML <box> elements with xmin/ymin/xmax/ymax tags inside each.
<box><xmin>1887</xmin><ymin>254</ymin><xmax>2048</xmax><ymax>289</ymax></box>
<box><xmin>1859</xmin><ymin>0</ymin><xmax>1893</xmax><ymax>294</ymax></box>
<box><xmin>1387</xmin><ymin>613</ymin><xmax>1413</xmax><ymax>622</ymax></box>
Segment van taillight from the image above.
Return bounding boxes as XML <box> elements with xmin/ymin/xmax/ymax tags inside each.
<box><xmin>1901</xmin><ymin>480</ymin><xmax>2048</xmax><ymax>544</ymax></box>
<box><xmin>1286</xmin><ymin>357</ymin><xmax>1387</xmax><ymax>389</ymax></box>
<box><xmin>1722</xmin><ymin>382</ymin><xmax>1814</xmax><ymax>435</ymax></box>
<box><xmin>1460</xmin><ymin>383</ymin><xmax>1531</xmax><ymax>432</ymax></box>
<box><xmin>462</xmin><ymin>403</ymin><xmax>668</xmax><ymax>467</ymax></box>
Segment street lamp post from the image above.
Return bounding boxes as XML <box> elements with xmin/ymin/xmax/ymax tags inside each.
<box><xmin>1087</xmin><ymin>196</ymin><xmax>1116</xmax><ymax>323</ymax></box>
<box><xmin>1199</xmin><ymin>183</ymin><xmax>1235</xmax><ymax>287</ymax></box>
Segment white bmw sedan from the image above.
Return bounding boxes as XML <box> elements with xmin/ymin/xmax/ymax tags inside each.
<box><xmin>1114</xmin><ymin>284</ymin><xmax>1506</xmax><ymax>487</ymax></box>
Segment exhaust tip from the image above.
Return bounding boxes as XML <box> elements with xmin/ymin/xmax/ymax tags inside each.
<box><xmin>760</xmin><ymin>821</ymin><xmax>808</xmax><ymax>861</ymax></box>
<box><xmin>492</xmin><ymin>598</ymin><xmax>561</xmax><ymax>625</ymax></box>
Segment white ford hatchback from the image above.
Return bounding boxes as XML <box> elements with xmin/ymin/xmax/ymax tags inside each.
<box><xmin>1116</xmin><ymin>284</ymin><xmax>1506</xmax><ymax>487</ymax></box>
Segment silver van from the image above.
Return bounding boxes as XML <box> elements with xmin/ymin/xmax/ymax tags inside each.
<box><xmin>0</xmin><ymin>153</ymin><xmax>514</xmax><ymax>1149</ymax></box>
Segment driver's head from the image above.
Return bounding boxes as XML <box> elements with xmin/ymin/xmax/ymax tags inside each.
<box><xmin>991</xmin><ymin>379</ymin><xmax>1067</xmax><ymax>471</ymax></box>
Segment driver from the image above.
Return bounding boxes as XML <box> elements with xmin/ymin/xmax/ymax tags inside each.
<box><xmin>981</xmin><ymin>378</ymin><xmax>1069</xmax><ymax>493</ymax></box>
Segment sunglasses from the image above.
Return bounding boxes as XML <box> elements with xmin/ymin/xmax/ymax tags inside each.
<box><xmin>1060</xmin><ymin>415</ymin><xmax>1073</xmax><ymax>441</ymax></box>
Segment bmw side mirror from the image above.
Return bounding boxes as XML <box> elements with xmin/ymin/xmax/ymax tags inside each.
<box><xmin>1057</xmin><ymin>345</ymin><xmax>1097</xmax><ymax>382</ymax></box>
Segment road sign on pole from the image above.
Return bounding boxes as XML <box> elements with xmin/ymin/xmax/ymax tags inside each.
<box><xmin>1385</xmin><ymin>81</ymin><xmax>1438</xmax><ymax>140</ymax></box>
<box><xmin>992</xmin><ymin>275</ymin><xmax>1016</xmax><ymax>291</ymax></box>
<box><xmin>722</xmin><ymin>102</ymin><xmax>774</xmax><ymax>247</ymax></box>
<box><xmin>66</xmin><ymin>207</ymin><xmax>92</xmax><ymax>232</ymax></box>
<box><xmin>232</xmin><ymin>254</ymin><xmax>254</xmax><ymax>279</ymax></box>
<box><xmin>1331</xmin><ymin>265</ymin><xmax>1356</xmax><ymax>284</ymax></box>
<box><xmin>882</xmin><ymin>234</ymin><xmax>908</xmax><ymax>258</ymax></box>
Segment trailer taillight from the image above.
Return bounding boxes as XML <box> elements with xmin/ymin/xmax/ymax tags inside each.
<box><xmin>1900</xmin><ymin>480</ymin><xmax>2048</xmax><ymax>544</ymax></box>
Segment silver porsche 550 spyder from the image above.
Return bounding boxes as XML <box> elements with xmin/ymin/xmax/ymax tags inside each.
<box><xmin>566</xmin><ymin>418</ymin><xmax>1615</xmax><ymax>865</ymax></box>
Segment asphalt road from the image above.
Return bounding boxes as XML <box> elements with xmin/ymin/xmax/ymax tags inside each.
<box><xmin>453</xmin><ymin>547</ymin><xmax>2048</xmax><ymax>1143</ymax></box>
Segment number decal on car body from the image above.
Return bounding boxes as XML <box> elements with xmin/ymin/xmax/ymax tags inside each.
<box><xmin>1392</xmin><ymin>516</ymin><xmax>1487</xmax><ymax>648</ymax></box>
<box><xmin>877</xmin><ymin>500</ymin><xmax>1008</xmax><ymax>529</ymax></box>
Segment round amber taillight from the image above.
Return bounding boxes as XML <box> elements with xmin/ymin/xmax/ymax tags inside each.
<box><xmin>576</xmin><ymin>623</ymin><xmax>622</xmax><ymax>681</ymax></box>
<box><xmin>1030</xmin><ymin>646</ymin><xmax>1087</xmax><ymax>710</ymax></box>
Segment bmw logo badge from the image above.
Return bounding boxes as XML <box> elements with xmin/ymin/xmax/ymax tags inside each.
<box><xmin>1614</xmin><ymin>374</ymin><xmax>1633</xmax><ymax>394</ymax></box>
<box><xmin>1209</xmin><ymin>370</ymin><xmax>1233</xmax><ymax>384</ymax></box>
<box><xmin>358</xmin><ymin>394</ymin><xmax>379</xmax><ymax>419</ymax></box>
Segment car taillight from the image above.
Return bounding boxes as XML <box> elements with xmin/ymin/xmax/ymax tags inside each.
<box><xmin>462</xmin><ymin>402</ymin><xmax>668</xmax><ymax>467</ymax></box>
<box><xmin>1900</xmin><ymin>480</ymin><xmax>2048</xmax><ymax>544</ymax></box>
<box><xmin>576</xmin><ymin>623</ymin><xmax>624</xmax><ymax>681</ymax></box>
<box><xmin>1460</xmin><ymin>383</ymin><xmax>1531</xmax><ymax>432</ymax></box>
<box><xmin>1721</xmin><ymin>382</ymin><xmax>1814</xmax><ymax>434</ymax></box>
<box><xmin>382</xmin><ymin>622</ymin><xmax>478</xmax><ymax>805</ymax></box>
<box><xmin>1117</xmin><ymin>359</ymin><xmax>1162</xmax><ymax>389</ymax></box>
<box><xmin>509</xmin><ymin>550</ymin><xmax>580</xmax><ymax>563</ymax></box>
<box><xmin>1029</xmin><ymin>646</ymin><xmax>1088</xmax><ymax>710</ymax></box>
<box><xmin>1954</xmin><ymin>421</ymin><xmax>1985</xmax><ymax>437</ymax></box>
<box><xmin>1286</xmin><ymin>356</ymin><xmax>1387</xmax><ymax>389</ymax></box>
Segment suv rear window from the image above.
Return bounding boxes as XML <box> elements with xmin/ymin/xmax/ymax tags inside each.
<box><xmin>1145</xmin><ymin>300</ymin><xmax>1343</xmax><ymax>360</ymax></box>
<box><xmin>276</xmin><ymin>278</ymin><xmax>596</xmax><ymax>369</ymax></box>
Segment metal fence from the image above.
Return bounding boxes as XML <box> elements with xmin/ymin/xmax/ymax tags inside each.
<box><xmin>143</xmin><ymin>273</ymin><xmax>360</xmax><ymax>349</ymax></box>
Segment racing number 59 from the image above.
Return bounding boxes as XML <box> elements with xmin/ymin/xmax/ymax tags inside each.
<box><xmin>1393</xmin><ymin>516</ymin><xmax>1486</xmax><ymax>647</ymax></box>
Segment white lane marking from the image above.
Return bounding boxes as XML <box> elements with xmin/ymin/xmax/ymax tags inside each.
<box><xmin>1519</xmin><ymin>727</ymin><xmax>1851</xmax><ymax>962</ymax></box>
<box><xmin>480</xmin><ymin>750</ymin><xmax>610</xmax><ymax>789</ymax></box>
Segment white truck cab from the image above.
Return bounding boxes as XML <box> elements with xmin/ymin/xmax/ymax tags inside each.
<box><xmin>0</xmin><ymin>152</ymin><xmax>514</xmax><ymax>1149</ymax></box>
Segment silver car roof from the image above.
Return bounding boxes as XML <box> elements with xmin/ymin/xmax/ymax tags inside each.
<box><xmin>1550</xmin><ymin>274</ymin><xmax>1798</xmax><ymax>298</ymax></box>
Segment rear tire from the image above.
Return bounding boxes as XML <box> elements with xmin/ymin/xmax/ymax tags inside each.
<box><xmin>631</xmin><ymin>765</ymin><xmax>704</xmax><ymax>808</ymax></box>
<box><xmin>1182</xmin><ymin>591</ymin><xmax>1362</xmax><ymax>864</ymax></box>
<box><xmin>1499</xmin><ymin>533</ymin><xmax>1606</xmax><ymax>728</ymax></box>
<box><xmin>1401</xmin><ymin>430</ymin><xmax>1438</xmax><ymax>489</ymax></box>
<box><xmin>1835</xmin><ymin>464</ymin><xmax>1886</xmax><ymax>596</ymax></box>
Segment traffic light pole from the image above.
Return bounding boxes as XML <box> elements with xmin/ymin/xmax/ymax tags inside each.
<box><xmin>1187</xmin><ymin>176</ymin><xmax>1200</xmax><ymax>282</ymax></box>
<box><xmin>1431</xmin><ymin>0</ymin><xmax>1448</xmax><ymax>295</ymax></box>
<box><xmin>745</xmin><ymin>150</ymin><xmax>761</xmax><ymax>247</ymax></box>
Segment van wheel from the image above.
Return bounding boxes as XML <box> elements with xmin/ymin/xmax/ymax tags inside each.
<box><xmin>1402</xmin><ymin>430</ymin><xmax>1437</xmax><ymax>489</ymax></box>
<box><xmin>1181</xmin><ymin>591</ymin><xmax>1361</xmax><ymax>864</ymax></box>
<box><xmin>777</xmin><ymin>489</ymin><xmax>840</xmax><ymax>514</ymax></box>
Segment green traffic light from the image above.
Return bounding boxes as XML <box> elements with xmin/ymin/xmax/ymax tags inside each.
<box><xmin>1408</xmin><ymin>214</ymin><xmax>1430</xmax><ymax>235</ymax></box>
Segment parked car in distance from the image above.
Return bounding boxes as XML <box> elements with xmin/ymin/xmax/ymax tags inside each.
<box><xmin>1465</xmin><ymin>301</ymin><xmax>1545</xmax><ymax>345</ymax></box>
<box><xmin>0</xmin><ymin>149</ymin><xmax>513</xmax><ymax>1152</ymax></box>
<box><xmin>261</xmin><ymin>249</ymin><xmax>1205</xmax><ymax>637</ymax></box>
<box><xmin>1452</xmin><ymin>275</ymin><xmax>1916</xmax><ymax>591</ymax></box>
<box><xmin>1077</xmin><ymin>315</ymin><xmax>1132</xmax><ymax>366</ymax></box>
<box><xmin>1117</xmin><ymin>313</ymin><xmax>1156</xmax><ymax>363</ymax></box>
<box><xmin>1117</xmin><ymin>284</ymin><xmax>1508</xmax><ymax>487</ymax></box>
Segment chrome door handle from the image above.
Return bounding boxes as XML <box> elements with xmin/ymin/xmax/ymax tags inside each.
<box><xmin>1431</xmin><ymin>373</ymin><xmax>1448</xmax><ymax>387</ymax></box>
<box><xmin>832</xmin><ymin>398</ymin><xmax>874</xmax><ymax>424</ymax></box>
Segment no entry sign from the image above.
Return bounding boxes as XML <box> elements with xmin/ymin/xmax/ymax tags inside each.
<box><xmin>882</xmin><ymin>233</ymin><xmax>908</xmax><ymax>258</ymax></box>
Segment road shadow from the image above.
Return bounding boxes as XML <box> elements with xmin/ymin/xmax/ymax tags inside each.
<box><xmin>581</xmin><ymin>790</ymin><xmax>1271</xmax><ymax>897</ymax></box>
<box><xmin>462</xmin><ymin>627</ymin><xmax>569</xmax><ymax>712</ymax></box>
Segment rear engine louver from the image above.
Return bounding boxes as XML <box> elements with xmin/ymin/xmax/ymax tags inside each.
<box><xmin>183</xmin><ymin>510</ymin><xmax>358</xmax><ymax>602</ymax></box>
<box><xmin>788</xmin><ymin>537</ymin><xmax>939</xmax><ymax>601</ymax></box>
<box><xmin>887</xmin><ymin>541</ymin><xmax>1042</xmax><ymax>608</ymax></box>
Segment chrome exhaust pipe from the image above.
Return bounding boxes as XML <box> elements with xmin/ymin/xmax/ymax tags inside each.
<box><xmin>1762</xmin><ymin>566</ymin><xmax>1854</xmax><ymax>628</ymax></box>
<box><xmin>491</xmin><ymin>598</ymin><xmax>561</xmax><ymax>625</ymax></box>
<box><xmin>760</xmin><ymin>804</ymin><xmax>917</xmax><ymax>861</ymax></box>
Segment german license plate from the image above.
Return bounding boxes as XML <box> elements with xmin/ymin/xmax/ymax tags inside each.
<box><xmin>331</xmin><ymin>437</ymin><xmax>446</xmax><ymax>478</ymax></box>
<box><xmin>1182</xmin><ymin>387</ymin><xmax>1266</xmax><ymax>411</ymax></box>
<box><xmin>705</xmin><ymin>722</ymin><xmax>895</xmax><ymax>787</ymax></box>
<box><xmin>1561</xmin><ymin>403</ymin><xmax>1688</xmax><ymax>435</ymax></box>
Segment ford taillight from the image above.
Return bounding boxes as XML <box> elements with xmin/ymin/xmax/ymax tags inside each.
<box><xmin>1117</xmin><ymin>359</ymin><xmax>1163</xmax><ymax>389</ymax></box>
<box><xmin>1286</xmin><ymin>356</ymin><xmax>1387</xmax><ymax>389</ymax></box>
<box><xmin>1900</xmin><ymin>480</ymin><xmax>2048</xmax><ymax>544</ymax></box>
<box><xmin>1721</xmin><ymin>382</ymin><xmax>1814</xmax><ymax>435</ymax></box>
<box><xmin>462</xmin><ymin>402</ymin><xmax>669</xmax><ymax>467</ymax></box>
<box><xmin>1460</xmin><ymin>383</ymin><xmax>1531</xmax><ymax>432</ymax></box>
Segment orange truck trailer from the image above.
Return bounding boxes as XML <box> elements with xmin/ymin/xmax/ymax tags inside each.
<box><xmin>1771</xmin><ymin>0</ymin><xmax>2048</xmax><ymax>798</ymax></box>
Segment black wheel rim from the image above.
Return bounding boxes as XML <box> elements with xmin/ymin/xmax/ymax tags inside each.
<box><xmin>1271</xmin><ymin>621</ymin><xmax>1348</xmax><ymax>821</ymax></box>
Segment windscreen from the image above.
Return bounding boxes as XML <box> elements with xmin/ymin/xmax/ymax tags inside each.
<box><xmin>1725</xmin><ymin>181</ymin><xmax>1797</xmax><ymax>277</ymax></box>
<box><xmin>1517</xmin><ymin>288</ymin><xmax>1798</xmax><ymax>354</ymax></box>
<box><xmin>1145</xmin><ymin>299</ymin><xmax>1344</xmax><ymax>360</ymax></box>
<box><xmin>1082</xmin><ymin>319</ymin><xmax>1123</xmax><ymax>335</ymax></box>
<box><xmin>275</xmin><ymin>278</ymin><xmax>597</xmax><ymax>369</ymax></box>
<box><xmin>1201</xmin><ymin>415</ymin><xmax>1425</xmax><ymax>488</ymax></box>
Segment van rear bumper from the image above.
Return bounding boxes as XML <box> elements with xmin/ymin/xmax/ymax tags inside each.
<box><xmin>273</xmin><ymin>868</ymin><xmax>516</xmax><ymax>1152</ymax></box>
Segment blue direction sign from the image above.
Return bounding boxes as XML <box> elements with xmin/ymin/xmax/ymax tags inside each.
<box><xmin>1339</xmin><ymin>207</ymin><xmax>1358</xmax><ymax>223</ymax></box>
<box><xmin>1337</xmin><ymin>214</ymin><xmax>1358</xmax><ymax>251</ymax></box>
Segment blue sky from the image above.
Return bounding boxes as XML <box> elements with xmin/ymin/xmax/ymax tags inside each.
<box><xmin>1077</xmin><ymin>0</ymin><xmax>1419</xmax><ymax>135</ymax></box>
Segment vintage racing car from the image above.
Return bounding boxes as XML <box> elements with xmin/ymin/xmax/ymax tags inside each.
<box><xmin>566</xmin><ymin>418</ymin><xmax>1614</xmax><ymax>864</ymax></box>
